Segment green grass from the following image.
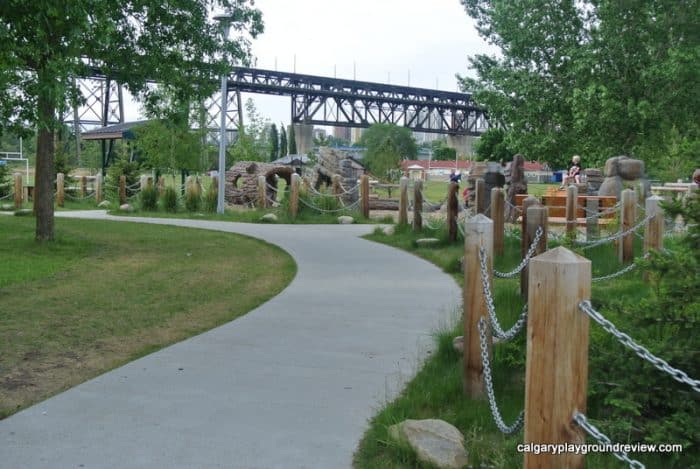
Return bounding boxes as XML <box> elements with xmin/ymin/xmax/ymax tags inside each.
<box><xmin>0</xmin><ymin>215</ymin><xmax>296</xmax><ymax>419</ymax></box>
<box><xmin>356</xmin><ymin>222</ymin><xmax>681</xmax><ymax>468</ymax></box>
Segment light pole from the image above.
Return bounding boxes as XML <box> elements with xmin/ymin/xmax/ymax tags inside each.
<box><xmin>214</xmin><ymin>14</ymin><xmax>233</xmax><ymax>215</ymax></box>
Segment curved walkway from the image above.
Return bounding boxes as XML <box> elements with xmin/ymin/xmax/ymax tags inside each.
<box><xmin>1</xmin><ymin>212</ymin><xmax>461</xmax><ymax>469</ymax></box>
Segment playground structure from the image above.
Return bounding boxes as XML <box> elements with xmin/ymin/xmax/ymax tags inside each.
<box><xmin>224</xmin><ymin>161</ymin><xmax>294</xmax><ymax>207</ymax></box>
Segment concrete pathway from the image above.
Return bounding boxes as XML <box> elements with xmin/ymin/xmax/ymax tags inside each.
<box><xmin>1</xmin><ymin>212</ymin><xmax>461</xmax><ymax>469</ymax></box>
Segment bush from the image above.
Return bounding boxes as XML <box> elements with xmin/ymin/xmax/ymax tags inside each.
<box><xmin>106</xmin><ymin>155</ymin><xmax>140</xmax><ymax>202</ymax></box>
<box><xmin>204</xmin><ymin>186</ymin><xmax>218</xmax><ymax>213</ymax></box>
<box><xmin>184</xmin><ymin>188</ymin><xmax>201</xmax><ymax>212</ymax></box>
<box><xmin>139</xmin><ymin>185</ymin><xmax>158</xmax><ymax>211</ymax></box>
<box><xmin>0</xmin><ymin>163</ymin><xmax>10</xmax><ymax>198</ymax></box>
<box><xmin>162</xmin><ymin>186</ymin><xmax>178</xmax><ymax>213</ymax></box>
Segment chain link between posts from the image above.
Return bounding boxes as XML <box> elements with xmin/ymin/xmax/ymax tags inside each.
<box><xmin>573</xmin><ymin>412</ymin><xmax>646</xmax><ymax>468</ymax></box>
<box><xmin>494</xmin><ymin>226</ymin><xmax>543</xmax><ymax>278</ymax></box>
<box><xmin>478</xmin><ymin>318</ymin><xmax>525</xmax><ymax>434</ymax></box>
<box><xmin>577</xmin><ymin>214</ymin><xmax>654</xmax><ymax>250</ymax></box>
<box><xmin>579</xmin><ymin>301</ymin><xmax>700</xmax><ymax>393</ymax></box>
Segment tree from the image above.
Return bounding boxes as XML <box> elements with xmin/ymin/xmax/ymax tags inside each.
<box><xmin>230</xmin><ymin>98</ymin><xmax>270</xmax><ymax>162</ymax></box>
<box><xmin>279</xmin><ymin>125</ymin><xmax>288</xmax><ymax>157</ymax></box>
<box><xmin>365</xmin><ymin>138</ymin><xmax>401</xmax><ymax>182</ymax></box>
<box><xmin>360</xmin><ymin>124</ymin><xmax>417</xmax><ymax>161</ymax></box>
<box><xmin>474</xmin><ymin>128</ymin><xmax>514</xmax><ymax>162</ymax></box>
<box><xmin>269</xmin><ymin>123</ymin><xmax>279</xmax><ymax>161</ymax></box>
<box><xmin>135</xmin><ymin>120</ymin><xmax>206</xmax><ymax>175</ymax></box>
<box><xmin>459</xmin><ymin>0</ymin><xmax>699</xmax><ymax>171</ymax></box>
<box><xmin>0</xmin><ymin>1</ymin><xmax>263</xmax><ymax>241</ymax></box>
<box><xmin>288</xmin><ymin>125</ymin><xmax>297</xmax><ymax>154</ymax></box>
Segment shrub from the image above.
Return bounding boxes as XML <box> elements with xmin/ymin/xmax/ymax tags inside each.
<box><xmin>184</xmin><ymin>188</ymin><xmax>201</xmax><ymax>212</ymax></box>
<box><xmin>0</xmin><ymin>163</ymin><xmax>10</xmax><ymax>198</ymax></box>
<box><xmin>139</xmin><ymin>185</ymin><xmax>158</xmax><ymax>211</ymax></box>
<box><xmin>204</xmin><ymin>186</ymin><xmax>218</xmax><ymax>213</ymax></box>
<box><xmin>162</xmin><ymin>186</ymin><xmax>178</xmax><ymax>213</ymax></box>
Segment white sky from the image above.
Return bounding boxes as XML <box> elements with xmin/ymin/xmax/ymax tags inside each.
<box><xmin>125</xmin><ymin>0</ymin><xmax>497</xmax><ymax>126</ymax></box>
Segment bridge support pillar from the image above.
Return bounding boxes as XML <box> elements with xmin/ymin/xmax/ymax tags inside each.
<box><xmin>447</xmin><ymin>135</ymin><xmax>476</xmax><ymax>159</ymax></box>
<box><xmin>292</xmin><ymin>124</ymin><xmax>314</xmax><ymax>155</ymax></box>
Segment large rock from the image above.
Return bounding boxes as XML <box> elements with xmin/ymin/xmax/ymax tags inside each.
<box><xmin>382</xmin><ymin>225</ymin><xmax>395</xmax><ymax>236</ymax></box>
<box><xmin>415</xmin><ymin>238</ymin><xmax>440</xmax><ymax>246</ymax></box>
<box><xmin>618</xmin><ymin>158</ymin><xmax>645</xmax><ymax>180</ymax></box>
<box><xmin>337</xmin><ymin>215</ymin><xmax>354</xmax><ymax>224</ymax></box>
<box><xmin>97</xmin><ymin>200</ymin><xmax>111</xmax><ymax>208</ymax></box>
<box><xmin>388</xmin><ymin>419</ymin><xmax>468</xmax><ymax>469</ymax></box>
<box><xmin>119</xmin><ymin>203</ymin><xmax>134</xmax><ymax>212</ymax></box>
<box><xmin>260</xmin><ymin>213</ymin><xmax>278</xmax><ymax>223</ymax></box>
<box><xmin>604</xmin><ymin>156</ymin><xmax>621</xmax><ymax>177</ymax></box>
<box><xmin>598</xmin><ymin>176</ymin><xmax>623</xmax><ymax>198</ymax></box>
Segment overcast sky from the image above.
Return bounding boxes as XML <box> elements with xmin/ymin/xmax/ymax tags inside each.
<box><xmin>126</xmin><ymin>0</ymin><xmax>498</xmax><ymax>126</ymax></box>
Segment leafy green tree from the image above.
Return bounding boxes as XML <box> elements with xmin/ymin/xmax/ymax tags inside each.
<box><xmin>364</xmin><ymin>137</ymin><xmax>402</xmax><ymax>182</ymax></box>
<box><xmin>269</xmin><ymin>123</ymin><xmax>279</xmax><ymax>161</ymax></box>
<box><xmin>288</xmin><ymin>125</ymin><xmax>297</xmax><ymax>154</ymax></box>
<box><xmin>474</xmin><ymin>128</ymin><xmax>514</xmax><ymax>162</ymax></box>
<box><xmin>0</xmin><ymin>0</ymin><xmax>263</xmax><ymax>241</ymax></box>
<box><xmin>279</xmin><ymin>125</ymin><xmax>288</xmax><ymax>157</ymax></box>
<box><xmin>230</xmin><ymin>99</ymin><xmax>271</xmax><ymax>161</ymax></box>
<box><xmin>360</xmin><ymin>124</ymin><xmax>417</xmax><ymax>162</ymax></box>
<box><xmin>459</xmin><ymin>0</ymin><xmax>699</xmax><ymax>170</ymax></box>
<box><xmin>135</xmin><ymin>120</ymin><xmax>206</xmax><ymax>175</ymax></box>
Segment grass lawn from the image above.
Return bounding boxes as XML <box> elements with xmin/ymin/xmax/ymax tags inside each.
<box><xmin>0</xmin><ymin>215</ymin><xmax>296</xmax><ymax>419</ymax></box>
<box><xmin>355</xmin><ymin>223</ymin><xmax>685</xmax><ymax>468</ymax></box>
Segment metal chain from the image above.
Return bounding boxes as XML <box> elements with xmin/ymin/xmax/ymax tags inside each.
<box><xmin>592</xmin><ymin>261</ymin><xmax>639</xmax><ymax>282</ymax></box>
<box><xmin>419</xmin><ymin>190</ymin><xmax>446</xmax><ymax>208</ymax></box>
<box><xmin>478</xmin><ymin>247</ymin><xmax>529</xmax><ymax>341</ymax></box>
<box><xmin>573</xmin><ymin>412</ymin><xmax>645</xmax><ymax>469</ymax></box>
<box><xmin>0</xmin><ymin>192</ymin><xmax>13</xmax><ymax>200</ymax></box>
<box><xmin>494</xmin><ymin>226</ymin><xmax>543</xmax><ymax>278</ymax></box>
<box><xmin>576</xmin><ymin>201</ymin><xmax>622</xmax><ymax>220</ymax></box>
<box><xmin>297</xmin><ymin>195</ymin><xmax>361</xmax><ymax>213</ymax></box>
<box><xmin>478</xmin><ymin>318</ymin><xmax>525</xmax><ymax>434</ymax></box>
<box><xmin>578</xmin><ymin>214</ymin><xmax>654</xmax><ymax>250</ymax></box>
<box><xmin>423</xmin><ymin>216</ymin><xmax>445</xmax><ymax>231</ymax></box>
<box><xmin>579</xmin><ymin>300</ymin><xmax>700</xmax><ymax>393</ymax></box>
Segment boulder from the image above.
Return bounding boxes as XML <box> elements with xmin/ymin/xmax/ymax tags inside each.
<box><xmin>388</xmin><ymin>419</ymin><xmax>468</xmax><ymax>469</ymax></box>
<box><xmin>598</xmin><ymin>176</ymin><xmax>623</xmax><ymax>198</ymax></box>
<box><xmin>382</xmin><ymin>225</ymin><xmax>395</xmax><ymax>236</ymax></box>
<box><xmin>119</xmin><ymin>203</ymin><xmax>134</xmax><ymax>212</ymax></box>
<box><xmin>337</xmin><ymin>215</ymin><xmax>354</xmax><ymax>224</ymax></box>
<box><xmin>0</xmin><ymin>203</ymin><xmax>14</xmax><ymax>211</ymax></box>
<box><xmin>604</xmin><ymin>156</ymin><xmax>620</xmax><ymax>177</ymax></box>
<box><xmin>452</xmin><ymin>336</ymin><xmax>463</xmax><ymax>354</ymax></box>
<box><xmin>260</xmin><ymin>213</ymin><xmax>278</xmax><ymax>223</ymax></box>
<box><xmin>415</xmin><ymin>238</ymin><xmax>440</xmax><ymax>246</ymax></box>
<box><xmin>618</xmin><ymin>158</ymin><xmax>645</xmax><ymax>180</ymax></box>
<box><xmin>97</xmin><ymin>200</ymin><xmax>111</xmax><ymax>209</ymax></box>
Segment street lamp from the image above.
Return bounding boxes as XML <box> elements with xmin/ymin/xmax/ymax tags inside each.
<box><xmin>214</xmin><ymin>14</ymin><xmax>233</xmax><ymax>214</ymax></box>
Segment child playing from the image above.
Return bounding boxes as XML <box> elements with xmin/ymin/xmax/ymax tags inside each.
<box><xmin>560</xmin><ymin>155</ymin><xmax>581</xmax><ymax>188</ymax></box>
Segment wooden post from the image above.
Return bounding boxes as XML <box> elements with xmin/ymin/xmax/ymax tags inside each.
<box><xmin>119</xmin><ymin>175</ymin><xmax>126</xmax><ymax>205</ymax></box>
<box><xmin>619</xmin><ymin>189</ymin><xmax>636</xmax><ymax>263</ymax></box>
<box><xmin>360</xmin><ymin>174</ymin><xmax>370</xmax><ymax>218</ymax></box>
<box><xmin>140</xmin><ymin>175</ymin><xmax>148</xmax><ymax>192</ymax></box>
<box><xmin>413</xmin><ymin>179</ymin><xmax>423</xmax><ymax>231</ymax></box>
<box><xmin>525</xmin><ymin>247</ymin><xmax>591</xmax><ymax>469</ymax></box>
<box><xmin>643</xmin><ymin>195</ymin><xmax>664</xmax><ymax>282</ymax></box>
<box><xmin>447</xmin><ymin>182</ymin><xmax>459</xmax><ymax>242</ymax></box>
<box><xmin>566</xmin><ymin>184</ymin><xmax>578</xmax><ymax>237</ymax></box>
<box><xmin>521</xmin><ymin>205</ymin><xmax>549</xmax><ymax>299</ymax></box>
<box><xmin>95</xmin><ymin>173</ymin><xmax>103</xmax><ymax>204</ymax></box>
<box><xmin>13</xmin><ymin>173</ymin><xmax>22</xmax><ymax>209</ymax></box>
<box><xmin>398</xmin><ymin>176</ymin><xmax>409</xmax><ymax>226</ymax></box>
<box><xmin>520</xmin><ymin>196</ymin><xmax>539</xmax><ymax>258</ymax></box>
<box><xmin>475</xmin><ymin>178</ymin><xmax>486</xmax><ymax>215</ymax></box>
<box><xmin>332</xmin><ymin>174</ymin><xmax>342</xmax><ymax>196</ymax></box>
<box><xmin>491</xmin><ymin>188</ymin><xmax>505</xmax><ymax>256</ymax></box>
<box><xmin>289</xmin><ymin>173</ymin><xmax>300</xmax><ymax>220</ymax></box>
<box><xmin>585</xmin><ymin>198</ymin><xmax>599</xmax><ymax>241</ymax></box>
<box><xmin>257</xmin><ymin>175</ymin><xmax>267</xmax><ymax>208</ymax></box>
<box><xmin>158</xmin><ymin>176</ymin><xmax>165</xmax><ymax>195</ymax></box>
<box><xmin>79</xmin><ymin>175</ymin><xmax>87</xmax><ymax>198</ymax></box>
<box><xmin>56</xmin><ymin>173</ymin><xmax>65</xmax><ymax>207</ymax></box>
<box><xmin>463</xmin><ymin>214</ymin><xmax>494</xmax><ymax>398</ymax></box>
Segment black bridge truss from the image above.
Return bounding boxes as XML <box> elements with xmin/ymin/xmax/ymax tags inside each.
<box><xmin>228</xmin><ymin>67</ymin><xmax>490</xmax><ymax>136</ymax></box>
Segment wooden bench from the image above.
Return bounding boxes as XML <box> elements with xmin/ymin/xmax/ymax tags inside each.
<box><xmin>514</xmin><ymin>193</ymin><xmax>618</xmax><ymax>225</ymax></box>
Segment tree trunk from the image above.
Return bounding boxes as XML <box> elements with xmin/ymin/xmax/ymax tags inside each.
<box><xmin>34</xmin><ymin>81</ymin><xmax>56</xmax><ymax>242</ymax></box>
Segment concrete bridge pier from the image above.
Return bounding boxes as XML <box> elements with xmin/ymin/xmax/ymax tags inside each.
<box><xmin>292</xmin><ymin>124</ymin><xmax>314</xmax><ymax>155</ymax></box>
<box><xmin>447</xmin><ymin>134</ymin><xmax>476</xmax><ymax>159</ymax></box>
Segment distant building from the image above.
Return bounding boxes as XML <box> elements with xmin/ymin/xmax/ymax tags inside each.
<box><xmin>333</xmin><ymin>126</ymin><xmax>351</xmax><ymax>142</ymax></box>
<box><xmin>350</xmin><ymin>127</ymin><xmax>364</xmax><ymax>144</ymax></box>
<box><xmin>400</xmin><ymin>159</ymin><xmax>550</xmax><ymax>182</ymax></box>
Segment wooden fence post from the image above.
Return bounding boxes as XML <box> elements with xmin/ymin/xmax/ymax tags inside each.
<box><xmin>521</xmin><ymin>205</ymin><xmax>548</xmax><ymax>299</ymax></box>
<box><xmin>413</xmin><ymin>179</ymin><xmax>423</xmax><ymax>231</ymax></box>
<box><xmin>332</xmin><ymin>174</ymin><xmax>342</xmax><ymax>196</ymax></box>
<box><xmin>140</xmin><ymin>175</ymin><xmax>148</xmax><ymax>192</ymax></box>
<box><xmin>158</xmin><ymin>176</ymin><xmax>165</xmax><ymax>195</ymax></box>
<box><xmin>585</xmin><ymin>198</ymin><xmax>599</xmax><ymax>241</ymax></box>
<box><xmin>13</xmin><ymin>173</ymin><xmax>22</xmax><ymax>209</ymax></box>
<box><xmin>398</xmin><ymin>176</ymin><xmax>409</xmax><ymax>226</ymax></box>
<box><xmin>619</xmin><ymin>189</ymin><xmax>636</xmax><ymax>263</ymax></box>
<box><xmin>56</xmin><ymin>173</ymin><xmax>65</xmax><ymax>207</ymax></box>
<box><xmin>257</xmin><ymin>175</ymin><xmax>267</xmax><ymax>208</ymax></box>
<box><xmin>289</xmin><ymin>173</ymin><xmax>300</xmax><ymax>220</ymax></box>
<box><xmin>643</xmin><ymin>195</ymin><xmax>664</xmax><ymax>282</ymax></box>
<box><xmin>94</xmin><ymin>173</ymin><xmax>103</xmax><ymax>204</ymax></box>
<box><xmin>360</xmin><ymin>174</ymin><xmax>370</xmax><ymax>218</ymax></box>
<box><xmin>566</xmin><ymin>185</ymin><xmax>578</xmax><ymax>237</ymax></box>
<box><xmin>525</xmin><ymin>247</ymin><xmax>591</xmax><ymax>469</ymax></box>
<box><xmin>520</xmin><ymin>196</ymin><xmax>539</xmax><ymax>258</ymax></box>
<box><xmin>79</xmin><ymin>175</ymin><xmax>87</xmax><ymax>198</ymax></box>
<box><xmin>491</xmin><ymin>187</ymin><xmax>505</xmax><ymax>256</ymax></box>
<box><xmin>475</xmin><ymin>178</ymin><xmax>486</xmax><ymax>215</ymax></box>
<box><xmin>447</xmin><ymin>182</ymin><xmax>459</xmax><ymax>242</ymax></box>
<box><xmin>119</xmin><ymin>175</ymin><xmax>126</xmax><ymax>205</ymax></box>
<box><xmin>463</xmin><ymin>213</ymin><xmax>494</xmax><ymax>398</ymax></box>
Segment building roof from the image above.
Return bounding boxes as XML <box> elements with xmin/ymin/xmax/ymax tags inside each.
<box><xmin>400</xmin><ymin>159</ymin><xmax>548</xmax><ymax>172</ymax></box>
<box><xmin>80</xmin><ymin>120</ymin><xmax>151</xmax><ymax>141</ymax></box>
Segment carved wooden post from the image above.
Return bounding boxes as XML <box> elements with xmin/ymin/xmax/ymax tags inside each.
<box><xmin>585</xmin><ymin>198</ymin><xmax>599</xmax><ymax>241</ymax></box>
<box><xmin>119</xmin><ymin>175</ymin><xmax>126</xmax><ymax>205</ymax></box>
<box><xmin>619</xmin><ymin>189</ymin><xmax>636</xmax><ymax>263</ymax></box>
<box><xmin>398</xmin><ymin>176</ymin><xmax>409</xmax><ymax>226</ymax></box>
<box><xmin>158</xmin><ymin>176</ymin><xmax>165</xmax><ymax>196</ymax></box>
<box><xmin>463</xmin><ymin>214</ymin><xmax>493</xmax><ymax>398</ymax></box>
<box><xmin>289</xmin><ymin>173</ymin><xmax>300</xmax><ymax>220</ymax></box>
<box><xmin>447</xmin><ymin>182</ymin><xmax>459</xmax><ymax>242</ymax></box>
<box><xmin>521</xmin><ymin>205</ymin><xmax>548</xmax><ymax>299</ymax></box>
<box><xmin>491</xmin><ymin>188</ymin><xmax>505</xmax><ymax>256</ymax></box>
<box><xmin>525</xmin><ymin>247</ymin><xmax>591</xmax><ymax>469</ymax></box>
<box><xmin>413</xmin><ymin>179</ymin><xmax>423</xmax><ymax>231</ymax></box>
<box><xmin>520</xmin><ymin>196</ymin><xmax>539</xmax><ymax>258</ymax></box>
<box><xmin>13</xmin><ymin>173</ymin><xmax>22</xmax><ymax>209</ymax></box>
<box><xmin>140</xmin><ymin>175</ymin><xmax>148</xmax><ymax>192</ymax></box>
<box><xmin>360</xmin><ymin>174</ymin><xmax>370</xmax><ymax>218</ymax></box>
<box><xmin>79</xmin><ymin>175</ymin><xmax>87</xmax><ymax>198</ymax></box>
<box><xmin>95</xmin><ymin>173</ymin><xmax>103</xmax><ymax>204</ymax></box>
<box><xmin>56</xmin><ymin>173</ymin><xmax>65</xmax><ymax>207</ymax></box>
<box><xmin>332</xmin><ymin>174</ymin><xmax>342</xmax><ymax>196</ymax></box>
<box><xmin>566</xmin><ymin>185</ymin><xmax>578</xmax><ymax>237</ymax></box>
<box><xmin>257</xmin><ymin>175</ymin><xmax>267</xmax><ymax>209</ymax></box>
<box><xmin>475</xmin><ymin>178</ymin><xmax>486</xmax><ymax>215</ymax></box>
<box><xmin>644</xmin><ymin>195</ymin><xmax>664</xmax><ymax>282</ymax></box>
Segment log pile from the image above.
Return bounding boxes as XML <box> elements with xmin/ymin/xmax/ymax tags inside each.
<box><xmin>225</xmin><ymin>161</ymin><xmax>294</xmax><ymax>206</ymax></box>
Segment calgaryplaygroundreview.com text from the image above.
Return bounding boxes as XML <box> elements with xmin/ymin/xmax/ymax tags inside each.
<box><xmin>517</xmin><ymin>442</ymin><xmax>683</xmax><ymax>456</ymax></box>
